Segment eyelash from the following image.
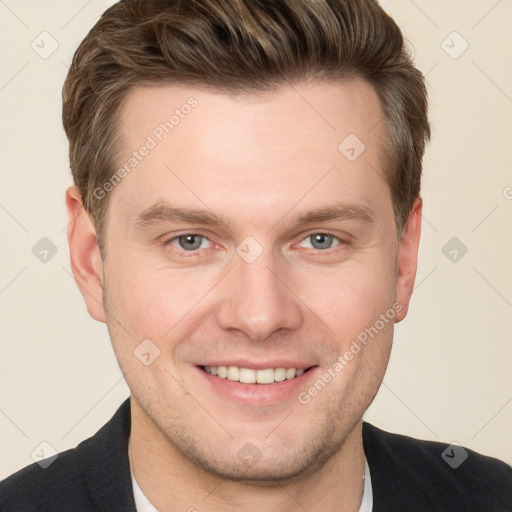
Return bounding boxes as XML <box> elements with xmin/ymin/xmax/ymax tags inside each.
<box><xmin>163</xmin><ymin>232</ymin><xmax>347</xmax><ymax>257</ymax></box>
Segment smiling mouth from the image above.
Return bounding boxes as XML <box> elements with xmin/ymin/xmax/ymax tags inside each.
<box><xmin>200</xmin><ymin>365</ymin><xmax>315</xmax><ymax>384</ymax></box>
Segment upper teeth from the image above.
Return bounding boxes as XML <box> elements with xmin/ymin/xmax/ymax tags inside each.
<box><xmin>204</xmin><ymin>366</ymin><xmax>305</xmax><ymax>384</ymax></box>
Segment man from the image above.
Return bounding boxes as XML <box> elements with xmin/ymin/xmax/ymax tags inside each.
<box><xmin>1</xmin><ymin>0</ymin><xmax>510</xmax><ymax>510</ymax></box>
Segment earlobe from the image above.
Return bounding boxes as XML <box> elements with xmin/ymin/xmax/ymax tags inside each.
<box><xmin>66</xmin><ymin>186</ymin><xmax>106</xmax><ymax>323</ymax></box>
<box><xmin>394</xmin><ymin>197</ymin><xmax>422</xmax><ymax>323</ymax></box>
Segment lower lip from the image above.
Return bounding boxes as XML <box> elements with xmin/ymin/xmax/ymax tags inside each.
<box><xmin>196</xmin><ymin>366</ymin><xmax>319</xmax><ymax>405</ymax></box>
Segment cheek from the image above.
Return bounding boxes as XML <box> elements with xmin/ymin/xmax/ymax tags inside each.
<box><xmin>103</xmin><ymin>263</ymin><xmax>198</xmax><ymax>391</ymax></box>
<box><xmin>105</xmin><ymin>240</ymin><xmax>398</xmax><ymax>346</ymax></box>
<box><xmin>295</xmin><ymin>255</ymin><xmax>397</xmax><ymax>340</ymax></box>
<box><xmin>105</xmin><ymin>260</ymin><xmax>218</xmax><ymax>340</ymax></box>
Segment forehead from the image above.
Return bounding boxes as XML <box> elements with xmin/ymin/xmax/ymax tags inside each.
<box><xmin>112</xmin><ymin>78</ymin><xmax>391</xmax><ymax>231</ymax></box>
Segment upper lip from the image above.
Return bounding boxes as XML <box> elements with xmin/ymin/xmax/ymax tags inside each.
<box><xmin>197</xmin><ymin>360</ymin><xmax>316</xmax><ymax>370</ymax></box>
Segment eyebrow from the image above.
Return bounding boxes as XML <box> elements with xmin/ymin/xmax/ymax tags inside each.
<box><xmin>134</xmin><ymin>202</ymin><xmax>231</xmax><ymax>229</ymax></box>
<box><xmin>133</xmin><ymin>201</ymin><xmax>374</xmax><ymax>230</ymax></box>
<box><xmin>295</xmin><ymin>204</ymin><xmax>373</xmax><ymax>225</ymax></box>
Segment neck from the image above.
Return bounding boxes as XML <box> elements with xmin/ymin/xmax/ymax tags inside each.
<box><xmin>129</xmin><ymin>400</ymin><xmax>366</xmax><ymax>512</ymax></box>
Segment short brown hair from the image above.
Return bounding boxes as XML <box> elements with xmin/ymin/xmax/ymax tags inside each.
<box><xmin>62</xmin><ymin>0</ymin><xmax>430</xmax><ymax>247</ymax></box>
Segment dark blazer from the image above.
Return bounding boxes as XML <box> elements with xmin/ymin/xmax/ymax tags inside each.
<box><xmin>1</xmin><ymin>398</ymin><xmax>511</xmax><ymax>511</ymax></box>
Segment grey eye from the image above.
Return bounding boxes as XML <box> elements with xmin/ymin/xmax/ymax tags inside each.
<box><xmin>177</xmin><ymin>234</ymin><xmax>204</xmax><ymax>250</ymax></box>
<box><xmin>309</xmin><ymin>234</ymin><xmax>334</xmax><ymax>250</ymax></box>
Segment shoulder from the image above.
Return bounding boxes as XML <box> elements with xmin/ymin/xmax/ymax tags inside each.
<box><xmin>0</xmin><ymin>399</ymin><xmax>135</xmax><ymax>512</ymax></box>
<box><xmin>363</xmin><ymin>422</ymin><xmax>512</xmax><ymax>511</ymax></box>
<box><xmin>0</xmin><ymin>442</ymin><xmax>96</xmax><ymax>511</ymax></box>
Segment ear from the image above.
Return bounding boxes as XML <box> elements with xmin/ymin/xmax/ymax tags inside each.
<box><xmin>394</xmin><ymin>197</ymin><xmax>422</xmax><ymax>323</ymax></box>
<box><xmin>66</xmin><ymin>186</ymin><xmax>106</xmax><ymax>323</ymax></box>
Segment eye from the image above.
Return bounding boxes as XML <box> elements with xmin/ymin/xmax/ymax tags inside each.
<box><xmin>166</xmin><ymin>234</ymin><xmax>212</xmax><ymax>252</ymax></box>
<box><xmin>297</xmin><ymin>233</ymin><xmax>342</xmax><ymax>251</ymax></box>
<box><xmin>163</xmin><ymin>232</ymin><xmax>345</xmax><ymax>256</ymax></box>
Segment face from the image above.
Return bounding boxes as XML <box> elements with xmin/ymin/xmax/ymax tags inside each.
<box><xmin>69</xmin><ymin>78</ymin><xmax>421</xmax><ymax>483</ymax></box>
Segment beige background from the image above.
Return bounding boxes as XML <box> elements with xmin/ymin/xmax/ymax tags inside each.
<box><xmin>1</xmin><ymin>0</ymin><xmax>511</xmax><ymax>478</ymax></box>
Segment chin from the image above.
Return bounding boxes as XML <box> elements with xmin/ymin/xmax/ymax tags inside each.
<box><xmin>160</xmin><ymin>417</ymin><xmax>344</xmax><ymax>485</ymax></box>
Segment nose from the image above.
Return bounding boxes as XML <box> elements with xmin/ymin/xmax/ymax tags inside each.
<box><xmin>215</xmin><ymin>250</ymin><xmax>303</xmax><ymax>342</ymax></box>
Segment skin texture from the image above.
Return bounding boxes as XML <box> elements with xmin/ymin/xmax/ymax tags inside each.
<box><xmin>66</xmin><ymin>78</ymin><xmax>422</xmax><ymax>512</ymax></box>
